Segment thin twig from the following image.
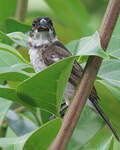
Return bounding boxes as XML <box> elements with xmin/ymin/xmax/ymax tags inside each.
<box><xmin>15</xmin><ymin>0</ymin><xmax>28</xmax><ymax>22</ymax></box>
<box><xmin>14</xmin><ymin>106</ymin><xmax>25</xmax><ymax>113</ymax></box>
<box><xmin>48</xmin><ymin>0</ymin><xmax>120</xmax><ymax>149</ymax></box>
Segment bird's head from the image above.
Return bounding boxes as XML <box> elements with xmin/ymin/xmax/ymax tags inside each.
<box><xmin>30</xmin><ymin>17</ymin><xmax>56</xmax><ymax>40</ymax></box>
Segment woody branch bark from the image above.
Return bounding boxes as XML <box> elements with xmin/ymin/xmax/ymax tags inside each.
<box><xmin>15</xmin><ymin>0</ymin><xmax>28</xmax><ymax>22</ymax></box>
<box><xmin>48</xmin><ymin>0</ymin><xmax>120</xmax><ymax>150</ymax></box>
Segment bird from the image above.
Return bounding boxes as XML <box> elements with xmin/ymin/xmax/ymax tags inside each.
<box><xmin>28</xmin><ymin>17</ymin><xmax>119</xmax><ymax>141</ymax></box>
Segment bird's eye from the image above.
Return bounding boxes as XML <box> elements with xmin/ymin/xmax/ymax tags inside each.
<box><xmin>49</xmin><ymin>19</ymin><xmax>52</xmax><ymax>25</ymax></box>
<box><xmin>32</xmin><ymin>23</ymin><xmax>36</xmax><ymax>27</ymax></box>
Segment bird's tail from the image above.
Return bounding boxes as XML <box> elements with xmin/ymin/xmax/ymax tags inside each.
<box><xmin>89</xmin><ymin>97</ymin><xmax>120</xmax><ymax>141</ymax></box>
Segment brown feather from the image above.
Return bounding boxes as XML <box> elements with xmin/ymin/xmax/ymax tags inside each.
<box><xmin>41</xmin><ymin>41</ymin><xmax>98</xmax><ymax>101</ymax></box>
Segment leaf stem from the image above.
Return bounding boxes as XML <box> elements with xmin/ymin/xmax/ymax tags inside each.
<box><xmin>0</xmin><ymin>121</ymin><xmax>8</xmax><ymax>137</ymax></box>
<box><xmin>32</xmin><ymin>111</ymin><xmax>42</xmax><ymax>126</ymax></box>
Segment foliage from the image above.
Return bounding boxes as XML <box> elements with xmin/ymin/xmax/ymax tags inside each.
<box><xmin>0</xmin><ymin>0</ymin><xmax>120</xmax><ymax>150</ymax></box>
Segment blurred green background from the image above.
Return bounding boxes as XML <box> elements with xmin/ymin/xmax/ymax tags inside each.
<box><xmin>0</xmin><ymin>0</ymin><xmax>108</xmax><ymax>43</ymax></box>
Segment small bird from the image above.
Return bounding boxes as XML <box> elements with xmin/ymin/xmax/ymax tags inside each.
<box><xmin>28</xmin><ymin>17</ymin><xmax>119</xmax><ymax>141</ymax></box>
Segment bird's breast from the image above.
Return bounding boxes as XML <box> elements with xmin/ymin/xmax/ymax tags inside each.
<box><xmin>29</xmin><ymin>47</ymin><xmax>47</xmax><ymax>73</ymax></box>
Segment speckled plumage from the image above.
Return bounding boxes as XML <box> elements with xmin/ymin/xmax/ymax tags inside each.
<box><xmin>29</xmin><ymin>43</ymin><xmax>47</xmax><ymax>73</ymax></box>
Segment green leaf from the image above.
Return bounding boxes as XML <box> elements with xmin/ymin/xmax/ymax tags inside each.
<box><xmin>0</xmin><ymin>43</ymin><xmax>27</xmax><ymax>64</ymax></box>
<box><xmin>107</xmin><ymin>35</ymin><xmax>120</xmax><ymax>60</ymax></box>
<box><xmin>39</xmin><ymin>110</ymin><xmax>51</xmax><ymax>124</ymax></box>
<box><xmin>0</xmin><ymin>134</ymin><xmax>29</xmax><ymax>150</ymax></box>
<box><xmin>4</xmin><ymin>18</ymin><xmax>31</xmax><ymax>33</ymax></box>
<box><xmin>66</xmin><ymin>40</ymin><xmax>79</xmax><ymax>55</ymax></box>
<box><xmin>66</xmin><ymin>32</ymin><xmax>109</xmax><ymax>62</ymax></box>
<box><xmin>0</xmin><ymin>50</ymin><xmax>21</xmax><ymax>67</ymax></box>
<box><xmin>0</xmin><ymin>86</ymin><xmax>35</xmax><ymax>112</ymax></box>
<box><xmin>112</xmin><ymin>16</ymin><xmax>120</xmax><ymax>35</ymax></box>
<box><xmin>67</xmin><ymin>106</ymin><xmax>105</xmax><ymax>150</ymax></box>
<box><xmin>0</xmin><ymin>118</ymin><xmax>61</xmax><ymax>150</ymax></box>
<box><xmin>6</xmin><ymin>110</ymin><xmax>37</xmax><ymax>136</ymax></box>
<box><xmin>0</xmin><ymin>0</ymin><xmax>17</xmax><ymax>31</ymax></box>
<box><xmin>106</xmin><ymin>15</ymin><xmax>120</xmax><ymax>60</ymax></box>
<box><xmin>7</xmin><ymin>32</ymin><xmax>29</xmax><ymax>48</ymax></box>
<box><xmin>0</xmin><ymin>99</ymin><xmax>11</xmax><ymax>126</ymax></box>
<box><xmin>0</xmin><ymin>31</ymin><xmax>13</xmax><ymax>45</ymax></box>
<box><xmin>113</xmin><ymin>138</ymin><xmax>120</xmax><ymax>150</ymax></box>
<box><xmin>8</xmin><ymin>63</ymin><xmax>34</xmax><ymax>73</ymax></box>
<box><xmin>23</xmin><ymin>118</ymin><xmax>62</xmax><ymax>150</ymax></box>
<box><xmin>17</xmin><ymin>57</ymin><xmax>75</xmax><ymax>115</ymax></box>
<box><xmin>81</xmin><ymin>126</ymin><xmax>113</xmax><ymax>150</ymax></box>
<box><xmin>6</xmin><ymin>127</ymin><xmax>17</xmax><ymax>138</ymax></box>
<box><xmin>95</xmin><ymin>80</ymin><xmax>120</xmax><ymax>136</ymax></box>
<box><xmin>0</xmin><ymin>65</ymin><xmax>30</xmax><ymax>82</ymax></box>
<box><xmin>98</xmin><ymin>59</ymin><xmax>120</xmax><ymax>86</ymax></box>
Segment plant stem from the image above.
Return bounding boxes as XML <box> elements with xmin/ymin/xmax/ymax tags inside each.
<box><xmin>15</xmin><ymin>0</ymin><xmax>28</xmax><ymax>22</ymax></box>
<box><xmin>14</xmin><ymin>106</ymin><xmax>25</xmax><ymax>113</ymax></box>
<box><xmin>0</xmin><ymin>121</ymin><xmax>8</xmax><ymax>137</ymax></box>
<box><xmin>33</xmin><ymin>111</ymin><xmax>42</xmax><ymax>126</ymax></box>
<box><xmin>48</xmin><ymin>0</ymin><xmax>120</xmax><ymax>150</ymax></box>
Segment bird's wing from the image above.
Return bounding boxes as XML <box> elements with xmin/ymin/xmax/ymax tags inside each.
<box><xmin>42</xmin><ymin>40</ymin><xmax>119</xmax><ymax>140</ymax></box>
<box><xmin>42</xmin><ymin>40</ymin><xmax>98</xmax><ymax>100</ymax></box>
<box><xmin>42</xmin><ymin>41</ymin><xmax>98</xmax><ymax>99</ymax></box>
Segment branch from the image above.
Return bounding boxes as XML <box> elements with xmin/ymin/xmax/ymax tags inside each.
<box><xmin>48</xmin><ymin>0</ymin><xmax>120</xmax><ymax>150</ymax></box>
<box><xmin>15</xmin><ymin>0</ymin><xmax>28</xmax><ymax>22</ymax></box>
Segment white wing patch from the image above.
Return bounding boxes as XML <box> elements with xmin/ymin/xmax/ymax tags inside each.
<box><xmin>52</xmin><ymin>55</ymin><xmax>60</xmax><ymax>62</ymax></box>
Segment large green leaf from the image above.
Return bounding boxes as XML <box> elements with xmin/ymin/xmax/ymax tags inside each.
<box><xmin>0</xmin><ymin>63</ymin><xmax>33</xmax><ymax>88</ymax></box>
<box><xmin>6</xmin><ymin>127</ymin><xmax>17</xmax><ymax>138</ymax></box>
<box><xmin>0</xmin><ymin>0</ymin><xmax>17</xmax><ymax>31</ymax></box>
<box><xmin>67</xmin><ymin>105</ymin><xmax>120</xmax><ymax>150</ymax></box>
<box><xmin>0</xmin><ymin>86</ymin><xmax>35</xmax><ymax>112</ymax></box>
<box><xmin>106</xmin><ymin>16</ymin><xmax>120</xmax><ymax>60</ymax></box>
<box><xmin>113</xmin><ymin>138</ymin><xmax>120</xmax><ymax>150</ymax></box>
<box><xmin>81</xmin><ymin>126</ymin><xmax>114</xmax><ymax>150</ymax></box>
<box><xmin>0</xmin><ymin>43</ymin><xmax>27</xmax><ymax>64</ymax></box>
<box><xmin>95</xmin><ymin>80</ymin><xmax>120</xmax><ymax>136</ymax></box>
<box><xmin>0</xmin><ymin>50</ymin><xmax>22</xmax><ymax>67</ymax></box>
<box><xmin>107</xmin><ymin>34</ymin><xmax>120</xmax><ymax>60</ymax></box>
<box><xmin>0</xmin><ymin>134</ymin><xmax>29</xmax><ymax>150</ymax></box>
<box><xmin>17</xmin><ymin>56</ymin><xmax>75</xmax><ymax>115</ymax></box>
<box><xmin>98</xmin><ymin>59</ymin><xmax>120</xmax><ymax>80</ymax></box>
<box><xmin>0</xmin><ymin>99</ymin><xmax>11</xmax><ymax>126</ymax></box>
<box><xmin>0</xmin><ymin>118</ymin><xmax>61</xmax><ymax>150</ymax></box>
<box><xmin>67</xmin><ymin>106</ymin><xmax>105</xmax><ymax>150</ymax></box>
<box><xmin>98</xmin><ymin>59</ymin><xmax>120</xmax><ymax>87</ymax></box>
<box><xmin>7</xmin><ymin>32</ymin><xmax>29</xmax><ymax>48</ymax></box>
<box><xmin>0</xmin><ymin>65</ymin><xmax>30</xmax><ymax>82</ymax></box>
<box><xmin>23</xmin><ymin>118</ymin><xmax>62</xmax><ymax>150</ymax></box>
<box><xmin>66</xmin><ymin>32</ymin><xmax>109</xmax><ymax>63</ymax></box>
<box><xmin>112</xmin><ymin>16</ymin><xmax>120</xmax><ymax>35</ymax></box>
<box><xmin>4</xmin><ymin>18</ymin><xmax>31</xmax><ymax>33</ymax></box>
<box><xmin>0</xmin><ymin>31</ymin><xmax>13</xmax><ymax>45</ymax></box>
